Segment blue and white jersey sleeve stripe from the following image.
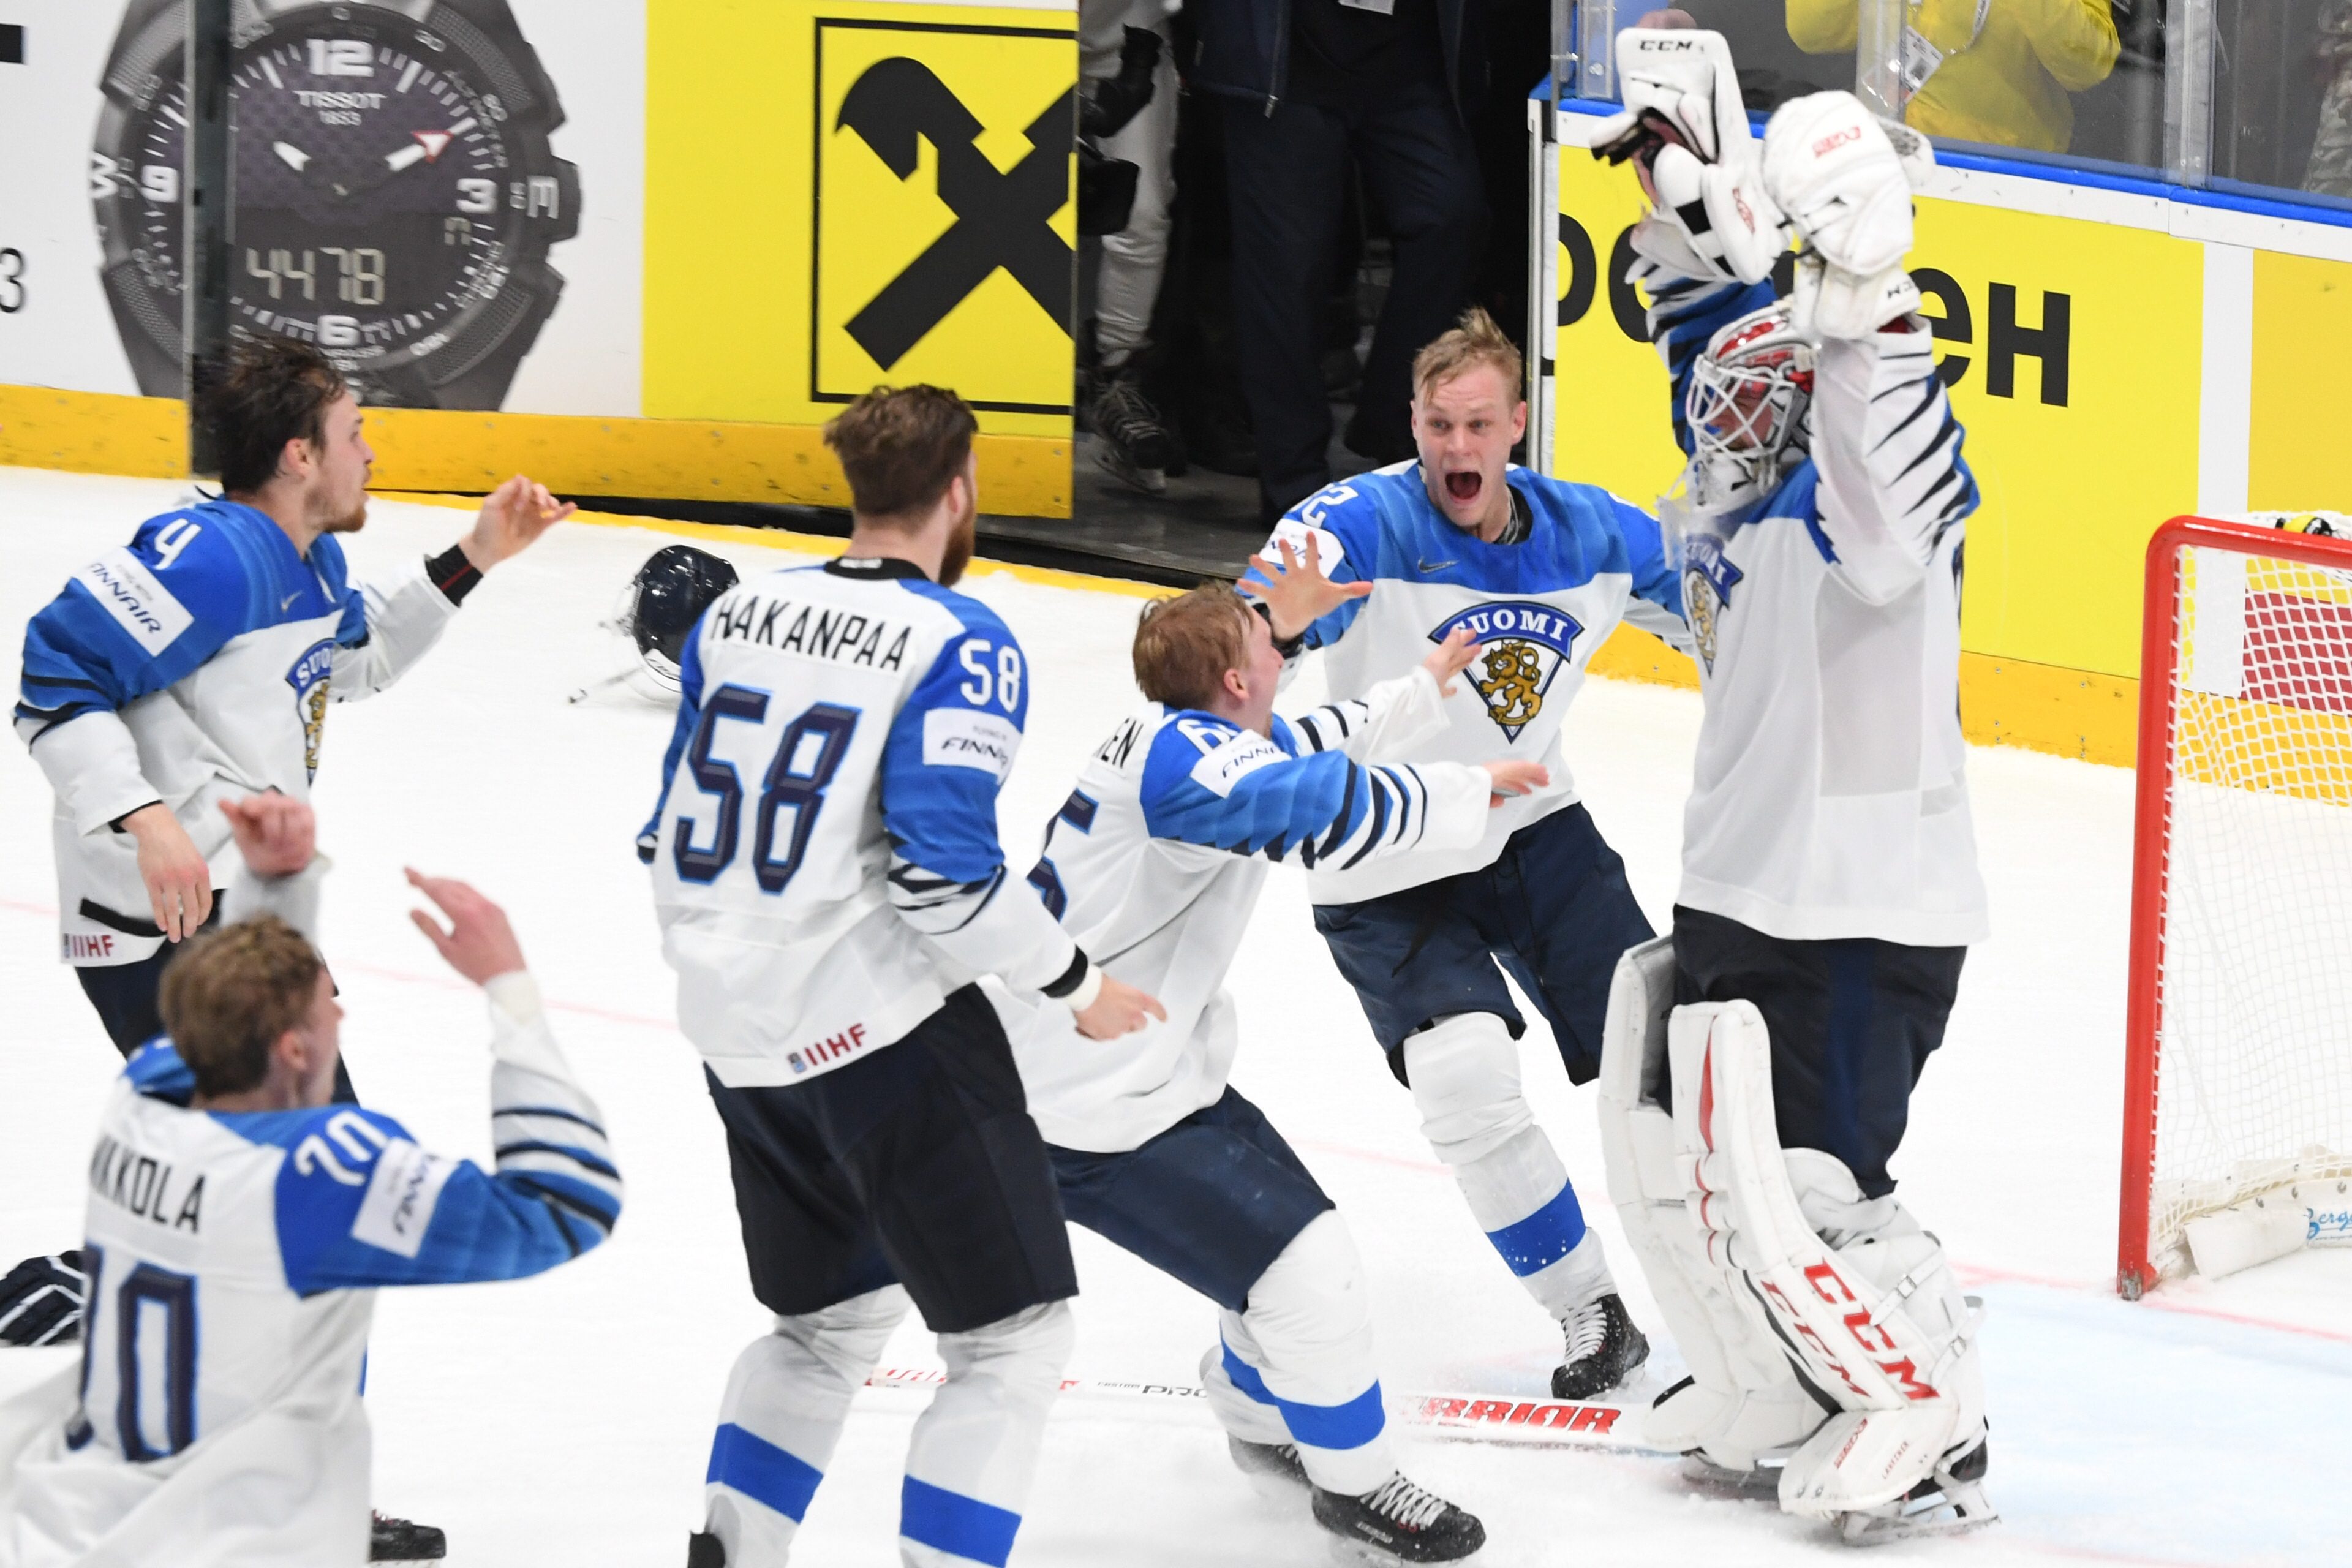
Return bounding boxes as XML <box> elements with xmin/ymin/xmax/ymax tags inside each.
<box><xmin>880</xmin><ymin>605</ymin><xmax>1079</xmax><ymax>993</ymax></box>
<box><xmin>1642</xmin><ymin>270</ymin><xmax>1777</xmax><ymax>458</ymax></box>
<box><xmin>257</xmin><ymin>980</ymin><xmax>620</xmax><ymax>1295</ymax></box>
<box><xmin>1139</xmin><ymin>714</ymin><xmax>1485</xmax><ymax>871</ymax></box>
<box><xmin>1807</xmin><ymin>323</ymin><xmax>1979</xmax><ymax>604</ymax></box>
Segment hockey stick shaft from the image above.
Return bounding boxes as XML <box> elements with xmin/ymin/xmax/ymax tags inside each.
<box><xmin>864</xmin><ymin>1366</ymin><xmax>1663</xmax><ymax>1454</ymax></box>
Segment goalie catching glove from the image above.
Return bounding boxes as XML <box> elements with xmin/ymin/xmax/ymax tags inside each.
<box><xmin>1592</xmin><ymin>29</ymin><xmax>1784</xmax><ymax>287</ymax></box>
<box><xmin>1760</xmin><ymin>91</ymin><xmax>1936</xmax><ymax>340</ymax></box>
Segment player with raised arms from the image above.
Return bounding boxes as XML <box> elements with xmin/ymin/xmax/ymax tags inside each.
<box><xmin>641</xmin><ymin>385</ymin><xmax>1163</xmax><ymax>1568</ymax></box>
<box><xmin>1240</xmin><ymin>311</ymin><xmax>1688</xmax><ymax>1401</ymax></box>
<box><xmin>0</xmin><ymin>796</ymin><xmax>622</xmax><ymax>1566</ymax></box>
<box><xmin>993</xmin><ymin>587</ymin><xmax>1552</xmax><ymax>1561</ymax></box>
<box><xmin>1585</xmin><ymin>21</ymin><xmax>1994</xmax><ymax>1544</ymax></box>
<box><xmin>4</xmin><ymin>336</ymin><xmax>571</xmax><ymax>1359</ymax></box>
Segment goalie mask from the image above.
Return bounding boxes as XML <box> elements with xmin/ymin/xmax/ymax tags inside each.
<box><xmin>620</xmin><ymin>544</ymin><xmax>739</xmax><ymax>687</ymax></box>
<box><xmin>1685</xmin><ymin>303</ymin><xmax>1815</xmax><ymax>510</ymax></box>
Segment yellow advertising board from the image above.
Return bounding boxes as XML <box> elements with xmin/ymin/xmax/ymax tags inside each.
<box><xmin>644</xmin><ymin>0</ymin><xmax>1076</xmax><ymax>443</ymax></box>
<box><xmin>1551</xmin><ymin>151</ymin><xmax>2206</xmax><ymax>682</ymax></box>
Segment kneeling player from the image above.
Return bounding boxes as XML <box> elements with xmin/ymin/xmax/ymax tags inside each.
<box><xmin>1587</xmin><ymin>28</ymin><xmax>1992</xmax><ymax>1544</ymax></box>
<box><xmin>0</xmin><ymin>799</ymin><xmax>622</xmax><ymax>1566</ymax></box>
<box><xmin>993</xmin><ymin>587</ymin><xmax>1546</xmax><ymax>1562</ymax></box>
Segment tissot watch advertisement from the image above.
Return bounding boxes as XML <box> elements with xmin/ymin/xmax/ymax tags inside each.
<box><xmin>0</xmin><ymin>0</ymin><xmax>644</xmax><ymax>415</ymax></box>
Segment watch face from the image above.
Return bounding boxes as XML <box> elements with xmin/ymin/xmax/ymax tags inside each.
<box><xmin>96</xmin><ymin>4</ymin><xmax>574</xmax><ymax>404</ymax></box>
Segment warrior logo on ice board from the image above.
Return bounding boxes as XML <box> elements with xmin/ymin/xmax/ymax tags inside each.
<box><xmin>286</xmin><ymin>639</ymin><xmax>334</xmax><ymax>780</ymax></box>
<box><xmin>1427</xmin><ymin>602</ymin><xmax>1582</xmax><ymax>742</ymax></box>
<box><xmin>1682</xmin><ymin>535</ymin><xmax>1743</xmax><ymax>676</ymax></box>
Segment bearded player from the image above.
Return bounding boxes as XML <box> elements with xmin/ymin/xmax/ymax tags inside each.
<box><xmin>1585</xmin><ymin>24</ymin><xmax>1993</xmax><ymax>1545</ymax></box>
<box><xmin>1241</xmin><ymin>310</ymin><xmax>1689</xmax><ymax>1400</ymax></box>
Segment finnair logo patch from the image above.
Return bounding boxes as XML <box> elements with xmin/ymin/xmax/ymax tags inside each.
<box><xmin>1186</xmin><ymin>728</ymin><xmax>1283</xmax><ymax>797</ymax></box>
<box><xmin>1427</xmin><ymin>602</ymin><xmax>1583</xmax><ymax>744</ymax></box>
<box><xmin>353</xmin><ymin>1138</ymin><xmax>455</xmax><ymax>1259</ymax></box>
<box><xmin>74</xmin><ymin>549</ymin><xmax>193</xmax><ymax>655</ymax></box>
<box><xmin>923</xmin><ymin>707</ymin><xmax>1019</xmax><ymax>780</ymax></box>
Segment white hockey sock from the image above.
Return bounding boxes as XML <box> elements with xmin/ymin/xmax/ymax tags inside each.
<box><xmin>1404</xmin><ymin>1017</ymin><xmax>1615</xmax><ymax>1317</ymax></box>
<box><xmin>901</xmin><ymin>1299</ymin><xmax>1075</xmax><ymax>1568</ymax></box>
<box><xmin>1201</xmin><ymin>1212</ymin><xmax>1396</xmax><ymax>1497</ymax></box>
<box><xmin>706</xmin><ymin>1286</ymin><xmax>911</xmax><ymax>1566</ymax></box>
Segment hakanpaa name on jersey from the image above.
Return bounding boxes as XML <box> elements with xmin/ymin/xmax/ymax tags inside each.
<box><xmin>0</xmin><ymin>986</ymin><xmax>619</xmax><ymax>1567</ymax></box>
<box><xmin>12</xmin><ymin>500</ymin><xmax>459</xmax><ymax>967</ymax></box>
<box><xmin>1002</xmin><ymin>669</ymin><xmax>1493</xmax><ymax>1154</ymax></box>
<box><xmin>1645</xmin><ymin>269</ymin><xmax>1988</xmax><ymax>946</ymax></box>
<box><xmin>1242</xmin><ymin>461</ymin><xmax>1689</xmax><ymax>905</ymax></box>
<box><xmin>645</xmin><ymin>559</ymin><xmax>1079</xmax><ymax>1090</ymax></box>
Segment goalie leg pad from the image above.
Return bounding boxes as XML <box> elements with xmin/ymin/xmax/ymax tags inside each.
<box><xmin>1668</xmin><ymin>1004</ymin><xmax>1980</xmax><ymax>1515</ymax></box>
<box><xmin>1408</xmin><ymin>1015</ymin><xmax>1613</xmax><ymax>1315</ymax></box>
<box><xmin>1599</xmin><ymin>939</ymin><xmax>1822</xmax><ymax>1468</ymax></box>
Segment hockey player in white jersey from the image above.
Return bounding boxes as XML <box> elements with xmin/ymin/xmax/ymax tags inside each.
<box><xmin>1240</xmin><ymin>309</ymin><xmax>1686</xmax><ymax>1400</ymax></box>
<box><xmin>993</xmin><ymin>587</ymin><xmax>1551</xmax><ymax>1561</ymax></box>
<box><xmin>641</xmin><ymin>386</ymin><xmax>1161</xmax><ymax>1568</ymax></box>
<box><xmin>0</xmin><ymin>797</ymin><xmax>622</xmax><ymax>1567</ymax></box>
<box><xmin>1586</xmin><ymin>23</ymin><xmax>1994</xmax><ymax>1544</ymax></box>
<box><xmin>4</xmin><ymin>339</ymin><xmax>571</xmax><ymax>1395</ymax></box>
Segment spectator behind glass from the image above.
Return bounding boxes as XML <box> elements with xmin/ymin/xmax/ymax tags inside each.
<box><xmin>1787</xmin><ymin>0</ymin><xmax>2120</xmax><ymax>154</ymax></box>
<box><xmin>2309</xmin><ymin>0</ymin><xmax>2352</xmax><ymax>196</ymax></box>
<box><xmin>1186</xmin><ymin>0</ymin><xmax>1490</xmax><ymax>523</ymax></box>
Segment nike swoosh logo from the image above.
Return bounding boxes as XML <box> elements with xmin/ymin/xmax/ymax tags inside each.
<box><xmin>1417</xmin><ymin>559</ymin><xmax>1456</xmax><ymax>574</ymax></box>
<box><xmin>280</xmin><ymin>592</ymin><xmax>302</xmax><ymax>611</ymax></box>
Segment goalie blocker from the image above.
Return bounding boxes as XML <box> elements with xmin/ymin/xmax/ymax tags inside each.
<box><xmin>1597</xmin><ymin>936</ymin><xmax>1994</xmax><ymax>1545</ymax></box>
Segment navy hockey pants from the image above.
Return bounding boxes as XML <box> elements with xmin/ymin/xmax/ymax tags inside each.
<box><xmin>1670</xmin><ymin>905</ymin><xmax>1967</xmax><ymax>1199</ymax></box>
<box><xmin>1311</xmin><ymin>801</ymin><xmax>1654</xmax><ymax>1085</ymax></box>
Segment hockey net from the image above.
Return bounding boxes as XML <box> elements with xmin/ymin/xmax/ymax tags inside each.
<box><xmin>2120</xmin><ymin>516</ymin><xmax>2352</xmax><ymax>1295</ymax></box>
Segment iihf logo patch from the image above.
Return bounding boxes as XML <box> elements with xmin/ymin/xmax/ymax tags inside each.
<box><xmin>1428</xmin><ymin>601</ymin><xmax>1583</xmax><ymax>744</ymax></box>
<box><xmin>285</xmin><ymin>639</ymin><xmax>335</xmax><ymax>781</ymax></box>
<box><xmin>1682</xmin><ymin>535</ymin><xmax>1744</xmax><ymax>675</ymax></box>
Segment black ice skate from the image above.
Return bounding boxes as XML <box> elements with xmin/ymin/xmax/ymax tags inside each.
<box><xmin>1311</xmin><ymin>1474</ymin><xmax>1486</xmax><ymax>1562</ymax></box>
<box><xmin>686</xmin><ymin>1529</ymin><xmax>727</xmax><ymax>1566</ymax></box>
<box><xmin>369</xmin><ymin>1512</ymin><xmax>447</xmax><ymax>1562</ymax></box>
<box><xmin>1228</xmin><ymin>1432</ymin><xmax>1311</xmax><ymax>1496</ymax></box>
<box><xmin>1833</xmin><ymin>1433</ymin><xmax>1997</xmax><ymax>1547</ymax></box>
<box><xmin>1084</xmin><ymin>368</ymin><xmax>1175</xmax><ymax>495</ymax></box>
<box><xmin>1552</xmin><ymin>1292</ymin><xmax>1648</xmax><ymax>1400</ymax></box>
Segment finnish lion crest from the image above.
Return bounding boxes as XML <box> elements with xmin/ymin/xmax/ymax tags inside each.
<box><xmin>286</xmin><ymin>639</ymin><xmax>335</xmax><ymax>781</ymax></box>
<box><xmin>1681</xmin><ymin>534</ymin><xmax>1744</xmax><ymax>676</ymax></box>
<box><xmin>1427</xmin><ymin>601</ymin><xmax>1583</xmax><ymax>743</ymax></box>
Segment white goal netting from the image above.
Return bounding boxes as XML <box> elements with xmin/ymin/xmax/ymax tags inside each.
<box><xmin>2140</xmin><ymin>537</ymin><xmax>2352</xmax><ymax>1280</ymax></box>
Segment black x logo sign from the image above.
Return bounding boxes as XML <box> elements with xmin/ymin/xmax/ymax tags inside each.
<box><xmin>835</xmin><ymin>58</ymin><xmax>1074</xmax><ymax>370</ymax></box>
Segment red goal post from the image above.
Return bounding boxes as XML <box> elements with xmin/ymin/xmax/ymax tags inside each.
<box><xmin>2119</xmin><ymin>515</ymin><xmax>2352</xmax><ymax>1297</ymax></box>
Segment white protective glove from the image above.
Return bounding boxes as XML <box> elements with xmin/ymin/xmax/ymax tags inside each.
<box><xmin>1760</xmin><ymin>91</ymin><xmax>1936</xmax><ymax>340</ymax></box>
<box><xmin>1591</xmin><ymin>28</ymin><xmax>1785</xmax><ymax>287</ymax></box>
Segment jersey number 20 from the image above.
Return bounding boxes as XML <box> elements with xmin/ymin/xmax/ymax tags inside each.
<box><xmin>674</xmin><ymin>686</ymin><xmax>861</xmax><ymax>892</ymax></box>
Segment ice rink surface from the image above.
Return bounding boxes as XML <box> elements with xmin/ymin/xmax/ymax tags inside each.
<box><xmin>0</xmin><ymin>469</ymin><xmax>2343</xmax><ymax>1567</ymax></box>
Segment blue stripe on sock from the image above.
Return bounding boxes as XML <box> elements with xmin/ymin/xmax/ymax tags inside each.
<box><xmin>1485</xmin><ymin>1179</ymin><xmax>1586</xmax><ymax>1276</ymax></box>
<box><xmin>900</xmin><ymin>1475</ymin><xmax>1022</xmax><ymax>1567</ymax></box>
<box><xmin>706</xmin><ymin>1423</ymin><xmax>823</xmax><ymax>1523</ymax></box>
<box><xmin>1219</xmin><ymin>1341</ymin><xmax>1387</xmax><ymax>1450</ymax></box>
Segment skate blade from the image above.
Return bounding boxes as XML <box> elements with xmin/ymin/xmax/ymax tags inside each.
<box><xmin>1322</xmin><ymin>1531</ymin><xmax>1482</xmax><ymax>1566</ymax></box>
<box><xmin>1833</xmin><ymin>1483</ymin><xmax>1999</xmax><ymax>1548</ymax></box>
<box><xmin>1090</xmin><ymin>447</ymin><xmax>1167</xmax><ymax>496</ymax></box>
<box><xmin>1679</xmin><ymin>1455</ymin><xmax>1782</xmax><ymax>1498</ymax></box>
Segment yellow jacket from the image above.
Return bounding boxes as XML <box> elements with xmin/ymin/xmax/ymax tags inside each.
<box><xmin>1787</xmin><ymin>0</ymin><xmax>2119</xmax><ymax>154</ymax></box>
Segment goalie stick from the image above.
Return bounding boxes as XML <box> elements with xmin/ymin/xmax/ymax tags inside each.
<box><xmin>863</xmin><ymin>1366</ymin><xmax>1668</xmax><ymax>1455</ymax></box>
